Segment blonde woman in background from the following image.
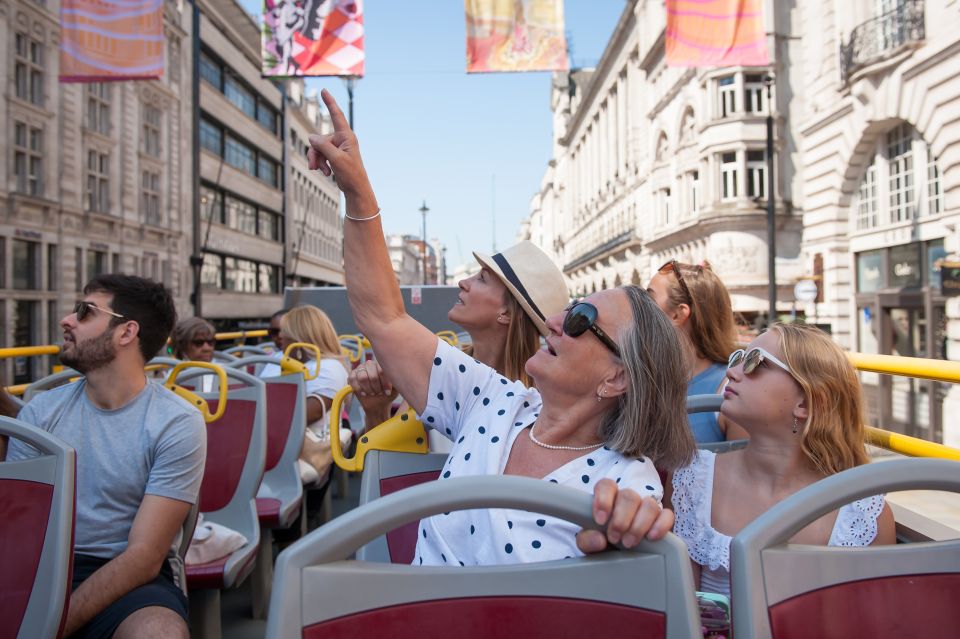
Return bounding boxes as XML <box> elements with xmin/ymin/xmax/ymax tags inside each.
<box><xmin>260</xmin><ymin>305</ymin><xmax>350</xmax><ymax>483</ymax></box>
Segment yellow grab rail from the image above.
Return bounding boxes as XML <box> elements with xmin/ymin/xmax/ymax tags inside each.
<box><xmin>280</xmin><ymin>342</ymin><xmax>321</xmax><ymax>380</ymax></box>
<box><xmin>164</xmin><ymin>362</ymin><xmax>229</xmax><ymax>423</ymax></box>
<box><xmin>328</xmin><ymin>386</ymin><xmax>428</xmax><ymax>472</ymax></box>
<box><xmin>848</xmin><ymin>352</ymin><xmax>960</xmax><ymax>384</ymax></box>
<box><xmin>866</xmin><ymin>426</ymin><xmax>960</xmax><ymax>462</ymax></box>
<box><xmin>338</xmin><ymin>334</ymin><xmax>364</xmax><ymax>363</ymax></box>
<box><xmin>0</xmin><ymin>345</ymin><xmax>61</xmax><ymax>359</ymax></box>
<box><xmin>436</xmin><ymin>330</ymin><xmax>459</xmax><ymax>346</ymax></box>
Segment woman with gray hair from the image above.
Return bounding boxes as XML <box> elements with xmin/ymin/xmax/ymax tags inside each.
<box><xmin>169</xmin><ymin>317</ymin><xmax>217</xmax><ymax>363</ymax></box>
<box><xmin>306</xmin><ymin>90</ymin><xmax>694</xmax><ymax>565</ymax></box>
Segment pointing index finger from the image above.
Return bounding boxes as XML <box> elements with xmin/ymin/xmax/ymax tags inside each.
<box><xmin>321</xmin><ymin>88</ymin><xmax>350</xmax><ymax>132</ymax></box>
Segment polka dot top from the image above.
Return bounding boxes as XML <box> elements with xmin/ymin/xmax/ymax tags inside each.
<box><xmin>413</xmin><ymin>339</ymin><xmax>664</xmax><ymax>567</ymax></box>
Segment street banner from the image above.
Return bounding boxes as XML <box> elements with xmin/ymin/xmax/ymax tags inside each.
<box><xmin>262</xmin><ymin>0</ymin><xmax>365</xmax><ymax>77</ymax></box>
<box><xmin>665</xmin><ymin>0</ymin><xmax>769</xmax><ymax>68</ymax></box>
<box><xmin>60</xmin><ymin>0</ymin><xmax>164</xmax><ymax>82</ymax></box>
<box><xmin>465</xmin><ymin>0</ymin><xmax>568</xmax><ymax>74</ymax></box>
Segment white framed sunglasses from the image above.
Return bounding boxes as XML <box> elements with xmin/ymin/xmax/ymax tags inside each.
<box><xmin>727</xmin><ymin>347</ymin><xmax>793</xmax><ymax>376</ymax></box>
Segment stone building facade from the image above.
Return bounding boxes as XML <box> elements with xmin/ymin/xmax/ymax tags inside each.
<box><xmin>524</xmin><ymin>0</ymin><xmax>960</xmax><ymax>443</ymax></box>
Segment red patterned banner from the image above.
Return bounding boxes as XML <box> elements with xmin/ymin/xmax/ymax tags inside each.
<box><xmin>262</xmin><ymin>0</ymin><xmax>364</xmax><ymax>77</ymax></box>
<box><xmin>60</xmin><ymin>0</ymin><xmax>164</xmax><ymax>82</ymax></box>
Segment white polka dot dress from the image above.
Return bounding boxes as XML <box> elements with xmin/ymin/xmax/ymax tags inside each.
<box><xmin>413</xmin><ymin>339</ymin><xmax>664</xmax><ymax>567</ymax></box>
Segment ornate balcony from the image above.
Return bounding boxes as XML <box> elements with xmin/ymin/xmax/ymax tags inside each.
<box><xmin>840</xmin><ymin>1</ymin><xmax>925</xmax><ymax>83</ymax></box>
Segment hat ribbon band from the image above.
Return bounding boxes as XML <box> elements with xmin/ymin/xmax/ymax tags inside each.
<box><xmin>492</xmin><ymin>253</ymin><xmax>545</xmax><ymax>322</ymax></box>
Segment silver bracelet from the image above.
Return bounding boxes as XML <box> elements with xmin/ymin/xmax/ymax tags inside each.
<box><xmin>343</xmin><ymin>209</ymin><xmax>382</xmax><ymax>222</ymax></box>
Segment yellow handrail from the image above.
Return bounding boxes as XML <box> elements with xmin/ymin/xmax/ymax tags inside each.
<box><xmin>164</xmin><ymin>362</ymin><xmax>229</xmax><ymax>423</ymax></box>
<box><xmin>436</xmin><ymin>330</ymin><xmax>459</xmax><ymax>346</ymax></box>
<box><xmin>848</xmin><ymin>352</ymin><xmax>960</xmax><ymax>384</ymax></box>
<box><xmin>866</xmin><ymin>426</ymin><xmax>960</xmax><ymax>462</ymax></box>
<box><xmin>0</xmin><ymin>345</ymin><xmax>61</xmax><ymax>359</ymax></box>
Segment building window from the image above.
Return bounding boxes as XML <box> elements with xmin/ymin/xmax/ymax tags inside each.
<box><xmin>688</xmin><ymin>170</ymin><xmax>700</xmax><ymax>215</ymax></box>
<box><xmin>259</xmin><ymin>263</ymin><xmax>280</xmax><ymax>293</ymax></box>
<box><xmin>225</xmin><ymin>257</ymin><xmax>257</xmax><ymax>292</ymax></box>
<box><xmin>744</xmin><ymin>74</ymin><xmax>767</xmax><ymax>113</ymax></box>
<box><xmin>746</xmin><ymin>150</ymin><xmax>767</xmax><ymax>199</ymax></box>
<box><xmin>86</xmin><ymin>84</ymin><xmax>110</xmax><ymax>135</ymax></box>
<box><xmin>258</xmin><ymin>156</ymin><xmax>278</xmax><ymax>187</ymax></box>
<box><xmin>927</xmin><ymin>151</ymin><xmax>943</xmax><ymax>215</ymax></box>
<box><xmin>14</xmin><ymin>122</ymin><xmax>43</xmax><ymax>196</ymax></box>
<box><xmin>47</xmin><ymin>245</ymin><xmax>58</xmax><ymax>290</ymax></box>
<box><xmin>86</xmin><ymin>150</ymin><xmax>110</xmax><ymax>213</ymax></box>
<box><xmin>224</xmin><ymin>76</ymin><xmax>256</xmax><ymax>119</ymax></box>
<box><xmin>655</xmin><ymin>132</ymin><xmax>668</xmax><ymax>162</ymax></box>
<box><xmin>199</xmin><ymin>51</ymin><xmax>222</xmax><ymax>89</ymax></box>
<box><xmin>720</xmin><ymin>152</ymin><xmax>738</xmax><ymax>201</ymax></box>
<box><xmin>201</xmin><ymin>253</ymin><xmax>222</xmax><ymax>289</ymax></box>
<box><xmin>224</xmin><ymin>135</ymin><xmax>256</xmax><ymax>175</ymax></box>
<box><xmin>856</xmin><ymin>159</ymin><xmax>878</xmax><ymax>230</ymax></box>
<box><xmin>13</xmin><ymin>240</ymin><xmax>40</xmax><ymax>290</ymax></box>
<box><xmin>887</xmin><ymin>124</ymin><xmax>915</xmax><ymax>222</ymax></box>
<box><xmin>660</xmin><ymin>188</ymin><xmax>672</xmax><ymax>225</ymax></box>
<box><xmin>143</xmin><ymin>104</ymin><xmax>162</xmax><ymax>157</ymax></box>
<box><xmin>258</xmin><ymin>210</ymin><xmax>280</xmax><ymax>241</ymax></box>
<box><xmin>717</xmin><ymin>76</ymin><xmax>736</xmax><ymax>118</ymax></box>
<box><xmin>257</xmin><ymin>101</ymin><xmax>278</xmax><ymax>134</ymax></box>
<box><xmin>200</xmin><ymin>118</ymin><xmax>222</xmax><ymax>155</ymax></box>
<box><xmin>86</xmin><ymin>249</ymin><xmax>107</xmax><ymax>283</ymax></box>
<box><xmin>201</xmin><ymin>185</ymin><xmax>222</xmax><ymax>223</ymax></box>
<box><xmin>679</xmin><ymin>109</ymin><xmax>696</xmax><ymax>144</ymax></box>
<box><xmin>15</xmin><ymin>32</ymin><xmax>44</xmax><ymax>106</ymax></box>
<box><xmin>224</xmin><ymin>195</ymin><xmax>257</xmax><ymax>235</ymax></box>
<box><xmin>141</xmin><ymin>171</ymin><xmax>161</xmax><ymax>225</ymax></box>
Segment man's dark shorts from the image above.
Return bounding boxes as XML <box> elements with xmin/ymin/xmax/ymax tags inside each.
<box><xmin>70</xmin><ymin>553</ymin><xmax>188</xmax><ymax>639</ymax></box>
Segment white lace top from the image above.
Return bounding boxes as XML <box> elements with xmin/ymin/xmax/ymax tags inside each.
<box><xmin>672</xmin><ymin>450</ymin><xmax>885</xmax><ymax>597</ymax></box>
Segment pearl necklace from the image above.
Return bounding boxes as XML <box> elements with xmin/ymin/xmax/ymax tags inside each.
<box><xmin>527</xmin><ymin>422</ymin><xmax>604</xmax><ymax>452</ymax></box>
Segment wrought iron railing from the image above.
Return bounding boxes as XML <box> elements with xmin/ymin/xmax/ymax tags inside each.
<box><xmin>840</xmin><ymin>0</ymin><xmax>925</xmax><ymax>83</ymax></box>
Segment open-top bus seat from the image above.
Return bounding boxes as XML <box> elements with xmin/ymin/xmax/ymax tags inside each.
<box><xmin>223</xmin><ymin>345</ymin><xmax>269</xmax><ymax>358</ymax></box>
<box><xmin>210</xmin><ymin>351</ymin><xmax>237</xmax><ymax>365</ymax></box>
<box><xmin>356</xmin><ymin>450</ymin><xmax>448</xmax><ymax>563</ymax></box>
<box><xmin>0</xmin><ymin>416</ymin><xmax>76</xmax><ymax>639</ymax></box>
<box><xmin>731</xmin><ymin>458</ymin><xmax>960</xmax><ymax>639</ymax></box>
<box><xmin>21</xmin><ymin>369</ymin><xmax>79</xmax><ymax>403</ymax></box>
<box><xmin>178</xmin><ymin>367</ymin><xmax>266</xmax><ymax>639</ymax></box>
<box><xmin>265</xmin><ymin>475</ymin><xmax>700</xmax><ymax>639</ymax></box>
<box><xmin>685</xmin><ymin>394</ymin><xmax>748</xmax><ymax>454</ymax></box>
<box><xmin>228</xmin><ymin>355</ymin><xmax>308</xmax><ymax>618</ymax></box>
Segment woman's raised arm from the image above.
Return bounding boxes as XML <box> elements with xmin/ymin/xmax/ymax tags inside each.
<box><xmin>307</xmin><ymin>89</ymin><xmax>438</xmax><ymax>413</ymax></box>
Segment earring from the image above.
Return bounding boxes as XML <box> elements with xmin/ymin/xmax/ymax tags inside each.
<box><xmin>792</xmin><ymin>417</ymin><xmax>799</xmax><ymax>434</ymax></box>
<box><xmin>497</xmin><ymin>314</ymin><xmax>504</xmax><ymax>322</ymax></box>
<box><xmin>596</xmin><ymin>389</ymin><xmax>605</xmax><ymax>402</ymax></box>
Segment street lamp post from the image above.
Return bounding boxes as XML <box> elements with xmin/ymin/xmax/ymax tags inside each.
<box><xmin>765</xmin><ymin>74</ymin><xmax>777</xmax><ymax>325</ymax></box>
<box><xmin>419</xmin><ymin>200</ymin><xmax>429</xmax><ymax>284</ymax></box>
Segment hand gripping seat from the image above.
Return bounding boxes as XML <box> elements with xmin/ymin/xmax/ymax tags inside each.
<box><xmin>229</xmin><ymin>355</ymin><xmax>308</xmax><ymax>618</ymax></box>
<box><xmin>730</xmin><ymin>458</ymin><xmax>960</xmax><ymax>639</ymax></box>
<box><xmin>177</xmin><ymin>366</ymin><xmax>267</xmax><ymax>639</ymax></box>
<box><xmin>0</xmin><ymin>416</ymin><xmax>76</xmax><ymax>639</ymax></box>
<box><xmin>265</xmin><ymin>475</ymin><xmax>700</xmax><ymax>639</ymax></box>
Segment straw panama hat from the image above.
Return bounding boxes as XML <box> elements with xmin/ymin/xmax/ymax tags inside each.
<box><xmin>473</xmin><ymin>241</ymin><xmax>569</xmax><ymax>336</ymax></box>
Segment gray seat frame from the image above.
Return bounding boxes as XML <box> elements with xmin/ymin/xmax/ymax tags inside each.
<box><xmin>1</xmin><ymin>416</ymin><xmax>76</xmax><ymax>639</ymax></box>
<box><xmin>731</xmin><ymin>458</ymin><xmax>960</xmax><ymax>639</ymax></box>
<box><xmin>266</xmin><ymin>475</ymin><xmax>700</xmax><ymax>639</ymax></box>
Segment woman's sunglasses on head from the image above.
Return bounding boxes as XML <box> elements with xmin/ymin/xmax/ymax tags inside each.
<box><xmin>658</xmin><ymin>259</ymin><xmax>701</xmax><ymax>304</ymax></box>
<box><xmin>74</xmin><ymin>301</ymin><xmax>124</xmax><ymax>322</ymax></box>
<box><xmin>562</xmin><ymin>302</ymin><xmax>621</xmax><ymax>357</ymax></box>
<box><xmin>727</xmin><ymin>347</ymin><xmax>793</xmax><ymax>376</ymax></box>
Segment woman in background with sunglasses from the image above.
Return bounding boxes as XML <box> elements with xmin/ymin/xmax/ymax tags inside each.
<box><xmin>306</xmin><ymin>89</ymin><xmax>693</xmax><ymax>565</ymax></box>
<box><xmin>669</xmin><ymin>323</ymin><xmax>895</xmax><ymax>597</ymax></box>
<box><xmin>170</xmin><ymin>317</ymin><xmax>217</xmax><ymax>364</ymax></box>
<box><xmin>647</xmin><ymin>260</ymin><xmax>747</xmax><ymax>443</ymax></box>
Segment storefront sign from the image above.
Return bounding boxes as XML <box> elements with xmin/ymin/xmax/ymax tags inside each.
<box><xmin>939</xmin><ymin>261</ymin><xmax>960</xmax><ymax>297</ymax></box>
<box><xmin>889</xmin><ymin>243</ymin><xmax>921</xmax><ymax>289</ymax></box>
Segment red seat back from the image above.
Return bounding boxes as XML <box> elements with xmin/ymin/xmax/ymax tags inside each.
<box><xmin>380</xmin><ymin>470</ymin><xmax>441</xmax><ymax>564</ymax></box>
<box><xmin>198</xmin><ymin>398</ymin><xmax>257</xmax><ymax>513</ymax></box>
<box><xmin>263</xmin><ymin>383</ymin><xmax>298</xmax><ymax>472</ymax></box>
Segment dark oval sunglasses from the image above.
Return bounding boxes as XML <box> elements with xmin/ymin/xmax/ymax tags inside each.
<box><xmin>191</xmin><ymin>338</ymin><xmax>217</xmax><ymax>347</ymax></box>
<box><xmin>74</xmin><ymin>300</ymin><xmax>125</xmax><ymax>322</ymax></box>
<box><xmin>562</xmin><ymin>302</ymin><xmax>621</xmax><ymax>357</ymax></box>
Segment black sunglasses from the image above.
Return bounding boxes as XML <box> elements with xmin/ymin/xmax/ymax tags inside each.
<box><xmin>658</xmin><ymin>260</ymin><xmax>701</xmax><ymax>305</ymax></box>
<box><xmin>562</xmin><ymin>302</ymin><xmax>621</xmax><ymax>357</ymax></box>
<box><xmin>191</xmin><ymin>338</ymin><xmax>216</xmax><ymax>347</ymax></box>
<box><xmin>267</xmin><ymin>327</ymin><xmax>281</xmax><ymax>336</ymax></box>
<box><xmin>74</xmin><ymin>300</ymin><xmax>125</xmax><ymax>322</ymax></box>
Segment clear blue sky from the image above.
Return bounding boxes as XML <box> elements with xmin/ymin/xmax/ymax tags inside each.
<box><xmin>238</xmin><ymin>0</ymin><xmax>626</xmax><ymax>268</ymax></box>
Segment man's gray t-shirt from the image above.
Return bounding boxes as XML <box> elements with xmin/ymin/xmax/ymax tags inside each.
<box><xmin>7</xmin><ymin>379</ymin><xmax>206</xmax><ymax>563</ymax></box>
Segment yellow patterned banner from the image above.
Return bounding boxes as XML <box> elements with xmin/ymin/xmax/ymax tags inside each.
<box><xmin>465</xmin><ymin>0</ymin><xmax>568</xmax><ymax>74</ymax></box>
<box><xmin>60</xmin><ymin>0</ymin><xmax>164</xmax><ymax>82</ymax></box>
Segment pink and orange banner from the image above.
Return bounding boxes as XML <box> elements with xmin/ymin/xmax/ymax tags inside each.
<box><xmin>465</xmin><ymin>0</ymin><xmax>568</xmax><ymax>74</ymax></box>
<box><xmin>665</xmin><ymin>0</ymin><xmax>769</xmax><ymax>68</ymax></box>
<box><xmin>262</xmin><ymin>0</ymin><xmax>365</xmax><ymax>77</ymax></box>
<box><xmin>60</xmin><ymin>0</ymin><xmax>164</xmax><ymax>82</ymax></box>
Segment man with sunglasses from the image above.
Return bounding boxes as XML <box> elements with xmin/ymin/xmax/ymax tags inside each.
<box><xmin>3</xmin><ymin>274</ymin><xmax>206</xmax><ymax>639</ymax></box>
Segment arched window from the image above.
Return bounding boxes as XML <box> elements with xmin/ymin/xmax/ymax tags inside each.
<box><xmin>854</xmin><ymin>123</ymin><xmax>942</xmax><ymax>230</ymax></box>
<box><xmin>655</xmin><ymin>132</ymin><xmax>669</xmax><ymax>162</ymax></box>
<box><xmin>679</xmin><ymin>108</ymin><xmax>696</xmax><ymax>144</ymax></box>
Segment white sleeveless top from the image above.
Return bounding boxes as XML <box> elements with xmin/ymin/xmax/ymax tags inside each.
<box><xmin>672</xmin><ymin>450</ymin><xmax>885</xmax><ymax>597</ymax></box>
